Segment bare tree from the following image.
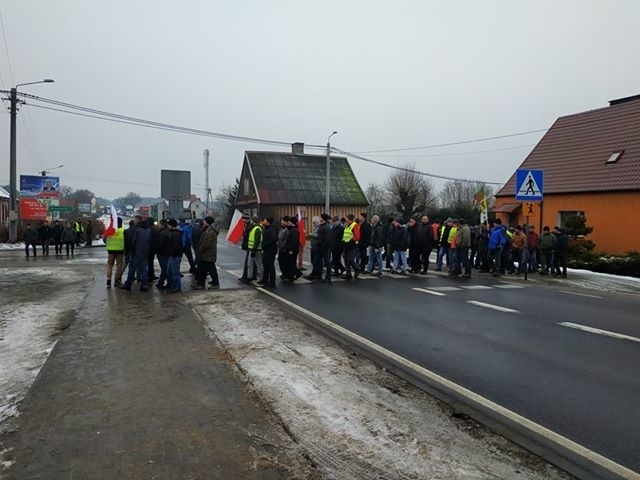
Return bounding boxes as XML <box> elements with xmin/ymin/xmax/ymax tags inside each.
<box><xmin>59</xmin><ymin>185</ymin><xmax>74</xmax><ymax>199</ymax></box>
<box><xmin>439</xmin><ymin>181</ymin><xmax>494</xmax><ymax>211</ymax></box>
<box><xmin>364</xmin><ymin>182</ymin><xmax>387</xmax><ymax>217</ymax></box>
<box><xmin>384</xmin><ymin>163</ymin><xmax>437</xmax><ymax>220</ymax></box>
<box><xmin>214</xmin><ymin>178</ymin><xmax>239</xmax><ymax>227</ymax></box>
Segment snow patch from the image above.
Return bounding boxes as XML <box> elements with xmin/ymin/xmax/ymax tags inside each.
<box><xmin>191</xmin><ymin>291</ymin><xmax>570</xmax><ymax>480</ymax></box>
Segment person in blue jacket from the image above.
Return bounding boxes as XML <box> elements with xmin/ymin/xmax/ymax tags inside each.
<box><xmin>488</xmin><ymin>218</ymin><xmax>508</xmax><ymax>277</ymax></box>
<box><xmin>179</xmin><ymin>219</ymin><xmax>197</xmax><ymax>274</ymax></box>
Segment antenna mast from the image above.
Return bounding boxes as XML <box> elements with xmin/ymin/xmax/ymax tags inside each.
<box><xmin>203</xmin><ymin>149</ymin><xmax>213</xmax><ymax>211</ymax></box>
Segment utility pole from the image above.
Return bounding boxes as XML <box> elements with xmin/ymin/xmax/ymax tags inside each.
<box><xmin>6</xmin><ymin>79</ymin><xmax>55</xmax><ymax>242</ymax></box>
<box><xmin>325</xmin><ymin>131</ymin><xmax>338</xmax><ymax>213</ymax></box>
<box><xmin>8</xmin><ymin>88</ymin><xmax>17</xmax><ymax>242</ymax></box>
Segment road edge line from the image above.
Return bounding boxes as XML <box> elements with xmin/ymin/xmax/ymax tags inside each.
<box><xmin>256</xmin><ymin>286</ymin><xmax>639</xmax><ymax>480</ymax></box>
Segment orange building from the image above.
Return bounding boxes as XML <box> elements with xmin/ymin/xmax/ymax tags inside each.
<box><xmin>494</xmin><ymin>94</ymin><xmax>640</xmax><ymax>255</ymax></box>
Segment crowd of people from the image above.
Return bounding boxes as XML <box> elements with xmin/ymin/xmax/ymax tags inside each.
<box><xmin>21</xmin><ymin>217</ymin><xmax>94</xmax><ymax>257</ymax></box>
<box><xmin>104</xmin><ymin>215</ymin><xmax>220</xmax><ymax>293</ymax></box>
<box><xmin>237</xmin><ymin>213</ymin><xmax>571</xmax><ymax>287</ymax></box>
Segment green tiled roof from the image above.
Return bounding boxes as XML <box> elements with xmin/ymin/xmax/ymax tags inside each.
<box><xmin>246</xmin><ymin>151</ymin><xmax>368</xmax><ymax>206</ymax></box>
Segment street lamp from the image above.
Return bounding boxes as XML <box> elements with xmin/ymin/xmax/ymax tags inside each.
<box><xmin>325</xmin><ymin>130</ymin><xmax>338</xmax><ymax>213</ymax></box>
<box><xmin>8</xmin><ymin>79</ymin><xmax>55</xmax><ymax>242</ymax></box>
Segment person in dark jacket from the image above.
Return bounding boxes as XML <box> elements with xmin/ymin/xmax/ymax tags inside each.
<box><xmin>552</xmin><ymin>226</ymin><xmax>569</xmax><ymax>278</ymax></box>
<box><xmin>385</xmin><ymin>216</ymin><xmax>395</xmax><ymax>269</ymax></box>
<box><xmin>62</xmin><ymin>222</ymin><xmax>75</xmax><ymax>256</ymax></box>
<box><xmin>330</xmin><ymin>216</ymin><xmax>345</xmax><ymax>276</ymax></box>
<box><xmin>180</xmin><ymin>219</ymin><xmax>197</xmax><ymax>274</ymax></box>
<box><xmin>365</xmin><ymin>215</ymin><xmax>384</xmax><ymax>276</ymax></box>
<box><xmin>238</xmin><ymin>215</ymin><xmax>252</xmax><ymax>282</ymax></box>
<box><xmin>156</xmin><ymin>219</ymin><xmax>172</xmax><ymax>289</ymax></box>
<box><xmin>122</xmin><ymin>219</ymin><xmax>151</xmax><ymax>291</ymax></box>
<box><xmin>23</xmin><ymin>223</ymin><xmax>38</xmax><ymax>257</ymax></box>
<box><xmin>277</xmin><ymin>216</ymin><xmax>291</xmax><ymax>280</ymax></box>
<box><xmin>415</xmin><ymin>215</ymin><xmax>435</xmax><ymax>274</ymax></box>
<box><xmin>283</xmin><ymin>216</ymin><xmax>301</xmax><ymax>282</ymax></box>
<box><xmin>123</xmin><ymin>218</ymin><xmax>138</xmax><ymax>278</ymax></box>
<box><xmin>147</xmin><ymin>217</ymin><xmax>159</xmax><ymax>281</ymax></box>
<box><xmin>38</xmin><ymin>220</ymin><xmax>52</xmax><ymax>255</ymax></box>
<box><xmin>191</xmin><ymin>216</ymin><xmax>220</xmax><ymax>289</ymax></box>
<box><xmin>85</xmin><ymin>220</ymin><xmax>93</xmax><ymax>247</ymax></box>
<box><xmin>308</xmin><ymin>214</ymin><xmax>332</xmax><ymax>282</ymax></box>
<box><xmin>407</xmin><ymin>217</ymin><xmax>420</xmax><ymax>273</ymax></box>
<box><xmin>52</xmin><ymin>220</ymin><xmax>64</xmax><ymax>255</ymax></box>
<box><xmin>192</xmin><ymin>219</ymin><xmax>203</xmax><ymax>262</ymax></box>
<box><xmin>166</xmin><ymin>219</ymin><xmax>183</xmax><ymax>292</ymax></box>
<box><xmin>358</xmin><ymin>212</ymin><xmax>371</xmax><ymax>270</ymax></box>
<box><xmin>257</xmin><ymin>216</ymin><xmax>278</xmax><ymax>288</ymax></box>
<box><xmin>389</xmin><ymin>218</ymin><xmax>409</xmax><ymax>275</ymax></box>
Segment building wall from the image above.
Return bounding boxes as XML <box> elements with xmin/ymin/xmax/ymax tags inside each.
<box><xmin>494</xmin><ymin>191</ymin><xmax>640</xmax><ymax>255</ymax></box>
<box><xmin>0</xmin><ymin>199</ymin><xmax>9</xmax><ymax>228</ymax></box>
<box><xmin>237</xmin><ymin>203</ymin><xmax>368</xmax><ymax>235</ymax></box>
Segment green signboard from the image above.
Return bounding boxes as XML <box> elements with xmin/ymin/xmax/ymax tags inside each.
<box><xmin>49</xmin><ymin>205</ymin><xmax>74</xmax><ymax>212</ymax></box>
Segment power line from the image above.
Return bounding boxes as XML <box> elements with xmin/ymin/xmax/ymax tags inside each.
<box><xmin>331</xmin><ymin>147</ymin><xmax>504</xmax><ymax>185</ymax></box>
<box><xmin>352</xmin><ymin>129</ymin><xmax>548</xmax><ymax>153</ymax></box>
<box><xmin>14</xmin><ymin>91</ymin><xmax>327</xmax><ymax>149</ymax></box>
<box><xmin>362</xmin><ymin>143</ymin><xmax>534</xmax><ymax>158</ymax></box>
<box><xmin>0</xmin><ymin>10</ymin><xmax>15</xmax><ymax>86</ymax></box>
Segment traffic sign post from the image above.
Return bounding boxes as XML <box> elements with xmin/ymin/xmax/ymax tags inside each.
<box><xmin>515</xmin><ymin>170</ymin><xmax>544</xmax><ymax>280</ymax></box>
<box><xmin>515</xmin><ymin>169</ymin><xmax>543</xmax><ymax>201</ymax></box>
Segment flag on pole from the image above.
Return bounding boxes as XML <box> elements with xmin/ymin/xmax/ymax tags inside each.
<box><xmin>103</xmin><ymin>205</ymin><xmax>118</xmax><ymax>237</ymax></box>
<box><xmin>297</xmin><ymin>208</ymin><xmax>306</xmax><ymax>247</ymax></box>
<box><xmin>226</xmin><ymin>209</ymin><xmax>245</xmax><ymax>244</ymax></box>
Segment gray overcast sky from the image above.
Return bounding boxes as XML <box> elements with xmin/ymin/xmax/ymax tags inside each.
<box><xmin>1</xmin><ymin>0</ymin><xmax>639</xmax><ymax>200</ymax></box>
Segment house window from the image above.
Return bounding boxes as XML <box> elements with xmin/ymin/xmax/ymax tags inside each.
<box><xmin>558</xmin><ymin>211</ymin><xmax>584</xmax><ymax>228</ymax></box>
<box><xmin>243</xmin><ymin>178</ymin><xmax>250</xmax><ymax>195</ymax></box>
<box><xmin>606</xmin><ymin>151</ymin><xmax>623</xmax><ymax>164</ymax></box>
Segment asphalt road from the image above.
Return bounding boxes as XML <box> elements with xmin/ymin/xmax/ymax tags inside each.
<box><xmin>216</xmin><ymin>242</ymin><xmax>640</xmax><ymax>475</ymax></box>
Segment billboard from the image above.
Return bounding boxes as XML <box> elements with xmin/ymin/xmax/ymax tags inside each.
<box><xmin>19</xmin><ymin>198</ymin><xmax>49</xmax><ymax>220</ymax></box>
<box><xmin>161</xmin><ymin>170</ymin><xmax>190</xmax><ymax>200</ymax></box>
<box><xmin>20</xmin><ymin>175</ymin><xmax>60</xmax><ymax>198</ymax></box>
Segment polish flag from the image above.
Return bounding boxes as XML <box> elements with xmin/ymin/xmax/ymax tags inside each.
<box><xmin>103</xmin><ymin>205</ymin><xmax>118</xmax><ymax>237</ymax></box>
<box><xmin>297</xmin><ymin>208</ymin><xmax>306</xmax><ymax>247</ymax></box>
<box><xmin>226</xmin><ymin>209</ymin><xmax>245</xmax><ymax>244</ymax></box>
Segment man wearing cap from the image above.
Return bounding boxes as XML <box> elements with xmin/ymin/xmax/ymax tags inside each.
<box><xmin>191</xmin><ymin>216</ymin><xmax>220</xmax><ymax>290</ymax></box>
<box><xmin>453</xmin><ymin>218</ymin><xmax>472</xmax><ymax>278</ymax></box>
<box><xmin>245</xmin><ymin>215</ymin><xmax>264</xmax><ymax>285</ymax></box>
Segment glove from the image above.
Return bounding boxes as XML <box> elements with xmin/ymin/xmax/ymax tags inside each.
<box><xmin>251</xmin><ymin>251</ymin><xmax>256</xmax><ymax>258</ymax></box>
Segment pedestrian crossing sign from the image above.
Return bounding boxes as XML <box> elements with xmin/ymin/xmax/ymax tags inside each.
<box><xmin>515</xmin><ymin>169</ymin><xmax>543</xmax><ymax>201</ymax></box>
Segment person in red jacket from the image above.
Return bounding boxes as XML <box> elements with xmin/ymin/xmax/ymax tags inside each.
<box><xmin>527</xmin><ymin>225</ymin><xmax>539</xmax><ymax>272</ymax></box>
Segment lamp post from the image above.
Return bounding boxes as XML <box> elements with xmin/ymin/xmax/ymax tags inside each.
<box><xmin>8</xmin><ymin>79</ymin><xmax>55</xmax><ymax>242</ymax></box>
<box><xmin>325</xmin><ymin>131</ymin><xmax>338</xmax><ymax>213</ymax></box>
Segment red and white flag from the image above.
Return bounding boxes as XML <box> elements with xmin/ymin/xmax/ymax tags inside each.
<box><xmin>297</xmin><ymin>208</ymin><xmax>306</xmax><ymax>247</ymax></box>
<box><xmin>103</xmin><ymin>205</ymin><xmax>118</xmax><ymax>237</ymax></box>
<box><xmin>226</xmin><ymin>209</ymin><xmax>245</xmax><ymax>244</ymax></box>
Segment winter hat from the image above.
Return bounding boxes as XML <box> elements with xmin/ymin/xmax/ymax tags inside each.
<box><xmin>204</xmin><ymin>216</ymin><xmax>215</xmax><ymax>225</ymax></box>
<box><xmin>251</xmin><ymin>215</ymin><xmax>260</xmax><ymax>224</ymax></box>
<box><xmin>320</xmin><ymin>213</ymin><xmax>331</xmax><ymax>222</ymax></box>
<box><xmin>168</xmin><ymin>219</ymin><xmax>178</xmax><ymax>227</ymax></box>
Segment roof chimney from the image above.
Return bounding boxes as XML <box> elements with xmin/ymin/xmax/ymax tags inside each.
<box><xmin>291</xmin><ymin>142</ymin><xmax>304</xmax><ymax>155</ymax></box>
<box><xmin>609</xmin><ymin>94</ymin><xmax>640</xmax><ymax>106</ymax></box>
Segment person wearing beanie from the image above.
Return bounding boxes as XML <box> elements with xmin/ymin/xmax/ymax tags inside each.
<box><xmin>257</xmin><ymin>216</ymin><xmax>278</xmax><ymax>288</ymax></box>
<box><xmin>283</xmin><ymin>216</ymin><xmax>302</xmax><ymax>281</ymax></box>
<box><xmin>341</xmin><ymin>213</ymin><xmax>361</xmax><ymax>280</ymax></box>
<box><xmin>191</xmin><ymin>216</ymin><xmax>220</xmax><ymax>290</ymax></box>
<box><xmin>243</xmin><ymin>215</ymin><xmax>264</xmax><ymax>285</ymax></box>
<box><xmin>330</xmin><ymin>216</ymin><xmax>346</xmax><ymax>277</ymax></box>
<box><xmin>166</xmin><ymin>219</ymin><xmax>183</xmax><ymax>292</ymax></box>
<box><xmin>156</xmin><ymin>219</ymin><xmax>172</xmax><ymax>290</ymax></box>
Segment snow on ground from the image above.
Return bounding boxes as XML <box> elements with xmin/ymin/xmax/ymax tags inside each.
<box><xmin>0</xmin><ymin>267</ymin><xmax>92</xmax><ymax>435</ymax></box>
<box><xmin>191</xmin><ymin>290</ymin><xmax>571</xmax><ymax>480</ymax></box>
<box><xmin>0</xmin><ymin>243</ymin><xmax>25</xmax><ymax>251</ymax></box>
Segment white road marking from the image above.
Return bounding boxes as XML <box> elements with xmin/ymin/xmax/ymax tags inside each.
<box><xmin>411</xmin><ymin>287</ymin><xmax>446</xmax><ymax>297</ymax></box>
<box><xmin>467</xmin><ymin>301</ymin><xmax>519</xmax><ymax>313</ymax></box>
<box><xmin>461</xmin><ymin>285</ymin><xmax>494</xmax><ymax>290</ymax></box>
<box><xmin>254</xmin><ymin>287</ymin><xmax>637</xmax><ymax>480</ymax></box>
<box><xmin>495</xmin><ymin>284</ymin><xmax>525</xmax><ymax>289</ymax></box>
<box><xmin>560</xmin><ymin>290</ymin><xmax>603</xmax><ymax>299</ymax></box>
<box><xmin>429</xmin><ymin>286</ymin><xmax>463</xmax><ymax>292</ymax></box>
<box><xmin>558</xmin><ymin>322</ymin><xmax>640</xmax><ymax>344</ymax></box>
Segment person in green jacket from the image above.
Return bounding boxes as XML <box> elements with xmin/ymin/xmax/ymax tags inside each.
<box><xmin>538</xmin><ymin>226</ymin><xmax>556</xmax><ymax>275</ymax></box>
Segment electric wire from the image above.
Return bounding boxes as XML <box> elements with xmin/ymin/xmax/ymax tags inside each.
<box><xmin>352</xmin><ymin>129</ymin><xmax>548</xmax><ymax>153</ymax></box>
<box><xmin>361</xmin><ymin>144</ymin><xmax>535</xmax><ymax>158</ymax></box>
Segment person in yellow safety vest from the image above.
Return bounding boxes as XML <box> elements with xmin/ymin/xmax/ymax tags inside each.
<box><xmin>105</xmin><ymin>217</ymin><xmax>125</xmax><ymax>287</ymax></box>
<box><xmin>436</xmin><ymin>217</ymin><xmax>455</xmax><ymax>271</ymax></box>
<box><xmin>245</xmin><ymin>215</ymin><xmax>264</xmax><ymax>284</ymax></box>
<box><xmin>341</xmin><ymin>213</ymin><xmax>361</xmax><ymax>280</ymax></box>
<box><xmin>74</xmin><ymin>217</ymin><xmax>84</xmax><ymax>246</ymax></box>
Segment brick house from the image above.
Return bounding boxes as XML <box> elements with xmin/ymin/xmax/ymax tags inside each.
<box><xmin>494</xmin><ymin>94</ymin><xmax>640</xmax><ymax>255</ymax></box>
